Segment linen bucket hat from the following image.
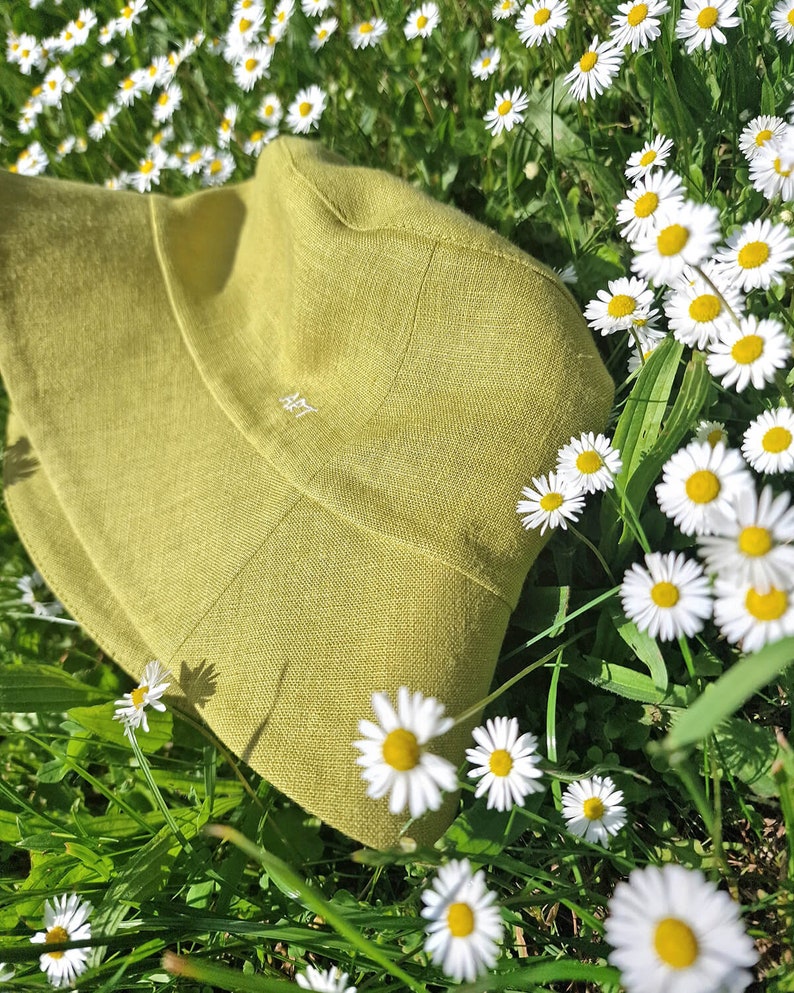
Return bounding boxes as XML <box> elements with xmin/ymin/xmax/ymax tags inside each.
<box><xmin>0</xmin><ymin>137</ymin><xmax>613</xmax><ymax>849</ymax></box>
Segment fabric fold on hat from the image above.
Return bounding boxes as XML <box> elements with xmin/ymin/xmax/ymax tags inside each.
<box><xmin>0</xmin><ymin>137</ymin><xmax>613</xmax><ymax>849</ymax></box>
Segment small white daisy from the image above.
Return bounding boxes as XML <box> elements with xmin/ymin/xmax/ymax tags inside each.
<box><xmin>742</xmin><ymin>406</ymin><xmax>794</xmax><ymax>474</ymax></box>
<box><xmin>694</xmin><ymin>419</ymin><xmax>729</xmax><ymax>448</ymax></box>
<box><xmin>257</xmin><ymin>92</ymin><xmax>282</xmax><ymax>126</ymax></box>
<box><xmin>583</xmin><ymin>276</ymin><xmax>656</xmax><ymax>335</ymax></box>
<box><xmin>466</xmin><ymin>716</ymin><xmax>544</xmax><ymax>811</ymax></box>
<box><xmin>404</xmin><ymin>3</ymin><xmax>440</xmax><ymax>39</ymax></box>
<box><xmin>516</xmin><ymin>0</ymin><xmax>568</xmax><ymax>47</ymax></box>
<box><xmin>714</xmin><ymin>218</ymin><xmax>794</xmax><ymax>292</ymax></box>
<box><xmin>556</xmin><ymin>432</ymin><xmax>623</xmax><ymax>493</ymax></box>
<box><xmin>675</xmin><ymin>0</ymin><xmax>741</xmax><ymax>53</ymax></box>
<box><xmin>113</xmin><ymin>659</ymin><xmax>172</xmax><ymax>736</ymax></box>
<box><xmin>269</xmin><ymin>0</ymin><xmax>295</xmax><ymax>40</ymax></box>
<box><xmin>348</xmin><ymin>17</ymin><xmax>387</xmax><ymax>49</ymax></box>
<box><xmin>611</xmin><ymin>0</ymin><xmax>671</xmax><ymax>52</ymax></box>
<box><xmin>16</xmin><ymin>570</ymin><xmax>64</xmax><ymax>618</ymax></box>
<box><xmin>631</xmin><ymin>201</ymin><xmax>721</xmax><ymax>286</ymax></box>
<box><xmin>353</xmin><ymin>687</ymin><xmax>457</xmax><ymax>818</ymax></box>
<box><xmin>232</xmin><ymin>45</ymin><xmax>272</xmax><ymax>90</ymax></box>
<box><xmin>152</xmin><ymin>81</ymin><xmax>182</xmax><ymax>123</ymax></box>
<box><xmin>605</xmin><ymin>864</ymin><xmax>757</xmax><ymax>993</ymax></box>
<box><xmin>565</xmin><ymin>35</ymin><xmax>623</xmax><ymax>101</ymax></box>
<box><xmin>625</xmin><ymin>134</ymin><xmax>674</xmax><ymax>181</ymax></box>
<box><xmin>706</xmin><ymin>315</ymin><xmax>791</xmax><ymax>393</ymax></box>
<box><xmin>772</xmin><ymin>0</ymin><xmax>794</xmax><ymax>41</ymax></box>
<box><xmin>714</xmin><ymin>578</ymin><xmax>794</xmax><ymax>651</ymax></box>
<box><xmin>616</xmin><ymin>169</ymin><xmax>685</xmax><ymax>245</ymax></box>
<box><xmin>115</xmin><ymin>0</ymin><xmax>148</xmax><ymax>37</ymax></box>
<box><xmin>301</xmin><ymin>0</ymin><xmax>334</xmax><ymax>15</ymax></box>
<box><xmin>738</xmin><ymin>114</ymin><xmax>788</xmax><ymax>162</ymax></box>
<box><xmin>296</xmin><ymin>966</ymin><xmax>356</xmax><ymax>993</ymax></box>
<box><xmin>128</xmin><ymin>146</ymin><xmax>171</xmax><ymax>193</ymax></box>
<box><xmin>310</xmin><ymin>16</ymin><xmax>338</xmax><ymax>50</ymax></box>
<box><xmin>243</xmin><ymin>127</ymin><xmax>277</xmax><ymax>156</ymax></box>
<box><xmin>663</xmin><ymin>262</ymin><xmax>743</xmax><ymax>349</ymax></box>
<box><xmin>493</xmin><ymin>0</ymin><xmax>520</xmax><ymax>18</ymax></box>
<box><xmin>421</xmin><ymin>859</ymin><xmax>504</xmax><ymax>982</ymax></box>
<box><xmin>628</xmin><ymin>337</ymin><xmax>662</xmax><ymax>374</ymax></box>
<box><xmin>471</xmin><ymin>46</ymin><xmax>500</xmax><ymax>79</ymax></box>
<box><xmin>286</xmin><ymin>84</ymin><xmax>327</xmax><ymax>134</ymax></box>
<box><xmin>484</xmin><ymin>86</ymin><xmax>529</xmax><ymax>136</ymax></box>
<box><xmin>179</xmin><ymin>144</ymin><xmax>212</xmax><ymax>176</ymax></box>
<box><xmin>748</xmin><ymin>132</ymin><xmax>794</xmax><ymax>201</ymax></box>
<box><xmin>561</xmin><ymin>775</ymin><xmax>627</xmax><ymax>847</ymax></box>
<box><xmin>30</xmin><ymin>894</ymin><xmax>93</xmax><ymax>989</ymax></box>
<box><xmin>620</xmin><ymin>551</ymin><xmax>713</xmax><ymax>640</ymax></box>
<box><xmin>87</xmin><ymin>103</ymin><xmax>120</xmax><ymax>141</ymax></box>
<box><xmin>217</xmin><ymin>103</ymin><xmax>238</xmax><ymax>146</ymax></box>
<box><xmin>202</xmin><ymin>150</ymin><xmax>236</xmax><ymax>187</ymax></box>
<box><xmin>655</xmin><ymin>440</ymin><xmax>753</xmax><ymax>535</ymax></box>
<box><xmin>516</xmin><ymin>471</ymin><xmax>586</xmax><ymax>534</ymax></box>
<box><xmin>224</xmin><ymin>8</ymin><xmax>265</xmax><ymax>59</ymax></box>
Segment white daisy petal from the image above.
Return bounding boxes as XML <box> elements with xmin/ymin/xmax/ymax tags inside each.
<box><xmin>706</xmin><ymin>315</ymin><xmax>791</xmax><ymax>393</ymax></box>
<box><xmin>620</xmin><ymin>551</ymin><xmax>713</xmax><ymax>641</ymax></box>
<box><xmin>30</xmin><ymin>893</ymin><xmax>93</xmax><ymax>989</ymax></box>
<box><xmin>465</xmin><ymin>716</ymin><xmax>544</xmax><ymax>811</ymax></box>
<box><xmin>742</xmin><ymin>406</ymin><xmax>794</xmax><ymax>473</ymax></box>
<box><xmin>556</xmin><ymin>432</ymin><xmax>623</xmax><ymax>494</ymax></box>
<box><xmin>561</xmin><ymin>775</ymin><xmax>626</xmax><ymax>847</ymax></box>
<box><xmin>516</xmin><ymin>471</ymin><xmax>586</xmax><ymax>534</ymax></box>
<box><xmin>297</xmin><ymin>965</ymin><xmax>356</xmax><ymax>993</ymax></box>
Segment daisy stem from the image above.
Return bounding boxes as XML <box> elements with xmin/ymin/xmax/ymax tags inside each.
<box><xmin>677</xmin><ymin>634</ymin><xmax>698</xmax><ymax>684</ymax></box>
<box><xmin>606</xmin><ymin>482</ymin><xmax>651</xmax><ymax>554</ymax></box>
<box><xmin>673</xmin><ymin>758</ymin><xmax>728</xmax><ymax>873</ymax></box>
<box><xmin>128</xmin><ymin>728</ymin><xmax>191</xmax><ymax>845</ymax></box>
<box><xmin>693</xmin><ymin>264</ymin><xmax>742</xmax><ymax>327</ymax></box>
<box><xmin>567</xmin><ymin>523</ymin><xmax>616</xmax><ymax>584</ymax></box>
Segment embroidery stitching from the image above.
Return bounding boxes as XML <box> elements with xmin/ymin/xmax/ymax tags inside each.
<box><xmin>279</xmin><ymin>392</ymin><xmax>317</xmax><ymax>418</ymax></box>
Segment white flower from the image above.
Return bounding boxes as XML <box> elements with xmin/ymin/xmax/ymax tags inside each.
<box><xmin>421</xmin><ymin>859</ymin><xmax>504</xmax><ymax>982</ymax></box>
<box><xmin>714</xmin><ymin>218</ymin><xmax>794</xmax><ymax>291</ymax></box>
<box><xmin>302</xmin><ymin>0</ymin><xmax>334</xmax><ymax>15</ymax></box>
<box><xmin>296</xmin><ymin>966</ymin><xmax>356</xmax><ymax>993</ymax></box>
<box><xmin>516</xmin><ymin>471</ymin><xmax>585</xmax><ymax>534</ymax></box>
<box><xmin>404</xmin><ymin>3</ymin><xmax>440</xmax><ymax>39</ymax></box>
<box><xmin>310</xmin><ymin>16</ymin><xmax>338</xmax><ymax>49</ymax></box>
<box><xmin>493</xmin><ymin>0</ymin><xmax>520</xmax><ymax>18</ymax></box>
<box><xmin>348</xmin><ymin>17</ymin><xmax>387</xmax><ymax>49</ymax></box>
<box><xmin>611</xmin><ymin>0</ymin><xmax>670</xmax><ymax>51</ymax></box>
<box><xmin>631</xmin><ymin>202</ymin><xmax>721</xmax><ymax>286</ymax></box>
<box><xmin>738</xmin><ymin>114</ymin><xmax>787</xmax><ymax>161</ymax></box>
<box><xmin>556</xmin><ymin>432</ymin><xmax>622</xmax><ymax>493</ymax></box>
<box><xmin>10</xmin><ymin>141</ymin><xmax>49</xmax><ymax>177</ymax></box>
<box><xmin>714</xmin><ymin>578</ymin><xmax>794</xmax><ymax>651</ymax></box>
<box><xmin>232</xmin><ymin>45</ymin><xmax>272</xmax><ymax>90</ymax></box>
<box><xmin>583</xmin><ymin>276</ymin><xmax>656</xmax><ymax>335</ymax></box>
<box><xmin>471</xmin><ymin>46</ymin><xmax>500</xmax><ymax>79</ymax></box>
<box><xmin>620</xmin><ymin>551</ymin><xmax>713</xmax><ymax>640</ymax></box>
<box><xmin>694</xmin><ymin>418</ymin><xmax>729</xmax><ymax>448</ymax></box>
<box><xmin>87</xmin><ymin>103</ymin><xmax>120</xmax><ymax>141</ymax></box>
<box><xmin>706</xmin><ymin>315</ymin><xmax>791</xmax><ymax>393</ymax></box>
<box><xmin>179</xmin><ymin>144</ymin><xmax>212</xmax><ymax>176</ymax></box>
<box><xmin>655</xmin><ymin>440</ymin><xmax>753</xmax><ymax>535</ymax></box>
<box><xmin>113</xmin><ymin>659</ymin><xmax>172</xmax><ymax>736</ymax></box>
<box><xmin>748</xmin><ymin>133</ymin><xmax>794</xmax><ymax>201</ymax></box>
<box><xmin>675</xmin><ymin>0</ymin><xmax>741</xmax><ymax>53</ymax></box>
<box><xmin>353</xmin><ymin>687</ymin><xmax>457</xmax><ymax>818</ymax></box>
<box><xmin>115</xmin><ymin>0</ymin><xmax>148</xmax><ymax>37</ymax></box>
<box><xmin>202</xmin><ymin>150</ymin><xmax>236</xmax><ymax>187</ymax></box>
<box><xmin>743</xmin><ymin>406</ymin><xmax>794</xmax><ymax>473</ymax></box>
<box><xmin>0</xmin><ymin>963</ymin><xmax>13</xmax><ymax>982</ymax></box>
<box><xmin>269</xmin><ymin>0</ymin><xmax>295</xmax><ymax>39</ymax></box>
<box><xmin>483</xmin><ymin>86</ymin><xmax>529</xmax><ymax>136</ymax></box>
<box><xmin>561</xmin><ymin>775</ymin><xmax>626</xmax><ymax>846</ymax></box>
<box><xmin>605</xmin><ymin>864</ymin><xmax>757</xmax><ymax>993</ymax></box>
<box><xmin>516</xmin><ymin>0</ymin><xmax>568</xmax><ymax>46</ymax></box>
<box><xmin>697</xmin><ymin>485</ymin><xmax>794</xmax><ymax>592</ymax></box>
<box><xmin>16</xmin><ymin>570</ymin><xmax>64</xmax><ymax>618</ymax></box>
<box><xmin>772</xmin><ymin>0</ymin><xmax>794</xmax><ymax>42</ymax></box>
<box><xmin>224</xmin><ymin>7</ymin><xmax>265</xmax><ymax>58</ymax></box>
<box><xmin>243</xmin><ymin>127</ymin><xmax>278</xmax><ymax>155</ymax></box>
<box><xmin>616</xmin><ymin>169</ymin><xmax>685</xmax><ymax>245</ymax></box>
<box><xmin>30</xmin><ymin>894</ymin><xmax>93</xmax><ymax>989</ymax></box>
<box><xmin>286</xmin><ymin>85</ymin><xmax>327</xmax><ymax>134</ymax></box>
<box><xmin>628</xmin><ymin>337</ymin><xmax>661</xmax><ymax>374</ymax></box>
<box><xmin>40</xmin><ymin>66</ymin><xmax>76</xmax><ymax>109</ymax></box>
<box><xmin>565</xmin><ymin>35</ymin><xmax>623</xmax><ymax>101</ymax></box>
<box><xmin>466</xmin><ymin>717</ymin><xmax>544</xmax><ymax>811</ymax></box>
<box><xmin>128</xmin><ymin>146</ymin><xmax>172</xmax><ymax>193</ymax></box>
<box><xmin>152</xmin><ymin>82</ymin><xmax>182</xmax><ymax>123</ymax></box>
<box><xmin>257</xmin><ymin>93</ymin><xmax>282</xmax><ymax>126</ymax></box>
<box><xmin>663</xmin><ymin>262</ymin><xmax>743</xmax><ymax>349</ymax></box>
<box><xmin>625</xmin><ymin>134</ymin><xmax>673</xmax><ymax>181</ymax></box>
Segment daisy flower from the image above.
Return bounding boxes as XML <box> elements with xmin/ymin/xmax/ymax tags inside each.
<box><xmin>616</xmin><ymin>169</ymin><xmax>685</xmax><ymax>245</ymax></box>
<box><xmin>10</xmin><ymin>141</ymin><xmax>49</xmax><ymax>177</ymax></box>
<box><xmin>631</xmin><ymin>201</ymin><xmax>721</xmax><ymax>286</ymax></box>
<box><xmin>493</xmin><ymin>0</ymin><xmax>520</xmax><ymax>18</ymax></box>
<box><xmin>217</xmin><ymin>103</ymin><xmax>239</xmax><ymax>146</ymax></box>
<box><xmin>739</xmin><ymin>114</ymin><xmax>787</xmax><ymax>161</ymax></box>
<box><xmin>310</xmin><ymin>16</ymin><xmax>338</xmax><ymax>50</ymax></box>
<box><xmin>243</xmin><ymin>127</ymin><xmax>277</xmax><ymax>155</ymax></box>
<box><xmin>224</xmin><ymin>9</ymin><xmax>266</xmax><ymax>59</ymax></box>
<box><xmin>675</xmin><ymin>0</ymin><xmax>741</xmax><ymax>53</ymax></box>
<box><xmin>348</xmin><ymin>17</ymin><xmax>387</xmax><ymax>49</ymax></box>
<box><xmin>302</xmin><ymin>0</ymin><xmax>334</xmax><ymax>15</ymax></box>
<box><xmin>286</xmin><ymin>85</ymin><xmax>327</xmax><ymax>134</ymax></box>
<box><xmin>297</xmin><ymin>966</ymin><xmax>356</xmax><ymax>992</ymax></box>
<box><xmin>483</xmin><ymin>86</ymin><xmax>529</xmax><ymax>136</ymax></box>
<box><xmin>706</xmin><ymin>315</ymin><xmax>791</xmax><ymax>393</ymax></box>
<box><xmin>583</xmin><ymin>276</ymin><xmax>656</xmax><ymax>334</ymax></box>
<box><xmin>405</xmin><ymin>3</ymin><xmax>440</xmax><ymax>39</ymax></box>
<box><xmin>697</xmin><ymin>485</ymin><xmax>794</xmax><ymax>592</ymax></box>
<box><xmin>628</xmin><ymin>337</ymin><xmax>661</xmax><ymax>374</ymax></box>
<box><xmin>625</xmin><ymin>134</ymin><xmax>674</xmax><ymax>181</ymax></box>
<box><xmin>605</xmin><ymin>863</ymin><xmax>757</xmax><ymax>993</ymax></box>
<box><xmin>353</xmin><ymin>687</ymin><xmax>457</xmax><ymax>818</ymax></box>
<box><xmin>113</xmin><ymin>659</ymin><xmax>172</xmax><ymax>736</ymax></box>
<box><xmin>270</xmin><ymin>0</ymin><xmax>295</xmax><ymax>39</ymax></box>
<box><xmin>16</xmin><ymin>571</ymin><xmax>64</xmax><ymax>619</ymax></box>
<box><xmin>115</xmin><ymin>0</ymin><xmax>148</xmax><ymax>37</ymax></box>
<box><xmin>620</xmin><ymin>551</ymin><xmax>712</xmax><ymax>640</ymax></box>
<box><xmin>714</xmin><ymin>218</ymin><xmax>794</xmax><ymax>292</ymax></box>
<box><xmin>694</xmin><ymin>419</ymin><xmax>729</xmax><ymax>448</ymax></box>
<box><xmin>611</xmin><ymin>0</ymin><xmax>671</xmax><ymax>52</ymax></box>
<box><xmin>471</xmin><ymin>46</ymin><xmax>500</xmax><ymax>79</ymax></box>
<box><xmin>179</xmin><ymin>144</ymin><xmax>212</xmax><ymax>176</ymax></box>
<box><xmin>516</xmin><ymin>471</ymin><xmax>585</xmax><ymax>534</ymax></box>
<box><xmin>663</xmin><ymin>262</ymin><xmax>743</xmax><ymax>349</ymax></box>
<box><xmin>421</xmin><ymin>859</ymin><xmax>504</xmax><ymax>982</ymax></box>
<box><xmin>556</xmin><ymin>432</ymin><xmax>622</xmax><ymax>493</ymax></box>
<box><xmin>30</xmin><ymin>894</ymin><xmax>93</xmax><ymax>989</ymax></box>
<box><xmin>202</xmin><ymin>150</ymin><xmax>236</xmax><ymax>187</ymax></box>
<box><xmin>561</xmin><ymin>775</ymin><xmax>627</xmax><ymax>846</ymax></box>
<box><xmin>117</xmin><ymin>69</ymin><xmax>147</xmax><ymax>105</ymax></box>
<box><xmin>232</xmin><ymin>45</ymin><xmax>272</xmax><ymax>90</ymax></box>
<box><xmin>466</xmin><ymin>717</ymin><xmax>544</xmax><ymax>811</ymax></box>
<box><xmin>129</xmin><ymin>146</ymin><xmax>171</xmax><ymax>193</ymax></box>
<box><xmin>748</xmin><ymin>133</ymin><xmax>794</xmax><ymax>201</ymax></box>
<box><xmin>516</xmin><ymin>0</ymin><xmax>568</xmax><ymax>47</ymax></box>
<box><xmin>714</xmin><ymin>578</ymin><xmax>794</xmax><ymax>651</ymax></box>
<box><xmin>565</xmin><ymin>35</ymin><xmax>623</xmax><ymax>101</ymax></box>
<box><xmin>152</xmin><ymin>82</ymin><xmax>182</xmax><ymax>123</ymax></box>
<box><xmin>87</xmin><ymin>103</ymin><xmax>120</xmax><ymax>141</ymax></box>
<box><xmin>743</xmin><ymin>406</ymin><xmax>794</xmax><ymax>474</ymax></box>
<box><xmin>772</xmin><ymin>0</ymin><xmax>794</xmax><ymax>41</ymax></box>
<box><xmin>257</xmin><ymin>92</ymin><xmax>282</xmax><ymax>126</ymax></box>
<box><xmin>655</xmin><ymin>440</ymin><xmax>753</xmax><ymax>535</ymax></box>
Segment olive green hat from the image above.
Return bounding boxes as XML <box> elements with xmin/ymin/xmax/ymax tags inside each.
<box><xmin>0</xmin><ymin>137</ymin><xmax>612</xmax><ymax>849</ymax></box>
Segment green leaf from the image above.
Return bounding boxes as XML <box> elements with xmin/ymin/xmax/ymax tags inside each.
<box><xmin>0</xmin><ymin>663</ymin><xmax>108</xmax><ymax>711</ymax></box>
<box><xmin>710</xmin><ymin>718</ymin><xmax>785</xmax><ymax>798</ymax></box>
<box><xmin>579</xmin><ymin>657</ymin><xmax>671</xmax><ymax>704</ymax></box>
<box><xmin>67</xmin><ymin>702</ymin><xmax>172</xmax><ymax>754</ymax></box>
<box><xmin>613</xmin><ymin>614</ymin><xmax>669</xmax><ymax>695</ymax></box>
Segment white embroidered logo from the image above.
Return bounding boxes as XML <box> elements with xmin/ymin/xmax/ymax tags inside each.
<box><xmin>278</xmin><ymin>392</ymin><xmax>317</xmax><ymax>418</ymax></box>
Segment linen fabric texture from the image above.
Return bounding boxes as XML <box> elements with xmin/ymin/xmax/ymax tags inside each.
<box><xmin>0</xmin><ymin>137</ymin><xmax>613</xmax><ymax>849</ymax></box>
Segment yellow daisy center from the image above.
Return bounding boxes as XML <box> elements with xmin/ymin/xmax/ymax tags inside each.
<box><xmin>139</xmin><ymin>160</ymin><xmax>154</xmax><ymax>174</ymax></box>
<box><xmin>76</xmin><ymin>18</ymin><xmax>85</xmax><ymax>29</ymax></box>
<box><xmin>47</xmin><ymin>79</ymin><xmax>57</xmax><ymax>90</ymax></box>
<box><xmin>131</xmin><ymin>684</ymin><xmax>149</xmax><ymax>706</ymax></box>
<box><xmin>45</xmin><ymin>925</ymin><xmax>70</xmax><ymax>959</ymax></box>
<box><xmin>628</xmin><ymin>3</ymin><xmax>648</xmax><ymax>25</ymax></box>
<box><xmin>498</xmin><ymin>99</ymin><xmax>513</xmax><ymax>116</ymax></box>
<box><xmin>731</xmin><ymin>334</ymin><xmax>764</xmax><ymax>365</ymax></box>
<box><xmin>582</xmin><ymin>796</ymin><xmax>605</xmax><ymax>820</ymax></box>
<box><xmin>738</xmin><ymin>526</ymin><xmax>772</xmax><ymax>557</ymax></box>
<box><xmin>382</xmin><ymin>728</ymin><xmax>420</xmax><ymax>771</ymax></box>
<box><xmin>576</xmin><ymin>450</ymin><xmax>603</xmax><ymax>474</ymax></box>
<box><xmin>540</xmin><ymin>492</ymin><xmax>564</xmax><ymax>512</ymax></box>
<box><xmin>706</xmin><ymin>428</ymin><xmax>725</xmax><ymax>447</ymax></box>
<box><xmin>737</xmin><ymin>241</ymin><xmax>770</xmax><ymax>270</ymax></box>
<box><xmin>634</xmin><ymin>190</ymin><xmax>659</xmax><ymax>218</ymax></box>
<box><xmin>264</xmin><ymin>104</ymin><xmax>274</xmax><ymax>116</ymax></box>
<box><xmin>654</xmin><ymin>917</ymin><xmax>699</xmax><ymax>969</ymax></box>
<box><xmin>245</xmin><ymin>57</ymin><xmax>258</xmax><ymax>70</ymax></box>
<box><xmin>789</xmin><ymin>9</ymin><xmax>794</xmax><ymax>25</ymax></box>
<box><xmin>774</xmin><ymin>157</ymin><xmax>792</xmax><ymax>177</ymax></box>
<box><xmin>209</xmin><ymin>159</ymin><xmax>223</xmax><ymax>175</ymax></box>
<box><xmin>489</xmin><ymin>748</ymin><xmax>513</xmax><ymax>776</ymax></box>
<box><xmin>688</xmin><ymin>293</ymin><xmax>721</xmax><ymax>323</ymax></box>
<box><xmin>607</xmin><ymin>293</ymin><xmax>636</xmax><ymax>317</ymax></box>
<box><xmin>157</xmin><ymin>92</ymin><xmax>169</xmax><ymax>105</ymax></box>
<box><xmin>360</xmin><ymin>21</ymin><xmax>373</xmax><ymax>33</ymax></box>
<box><xmin>745</xmin><ymin>586</ymin><xmax>788</xmax><ymax>621</ymax></box>
<box><xmin>299</xmin><ymin>101</ymin><xmax>312</xmax><ymax>116</ymax></box>
<box><xmin>657</xmin><ymin>224</ymin><xmax>689</xmax><ymax>256</ymax></box>
<box><xmin>317</xmin><ymin>28</ymin><xmax>327</xmax><ymax>38</ymax></box>
<box><xmin>239</xmin><ymin>17</ymin><xmax>252</xmax><ymax>30</ymax></box>
<box><xmin>64</xmin><ymin>30</ymin><xmax>73</xmax><ymax>40</ymax></box>
<box><xmin>763</xmin><ymin>425</ymin><xmax>792</xmax><ymax>452</ymax></box>
<box><xmin>639</xmin><ymin>148</ymin><xmax>657</xmax><ymax>167</ymax></box>
<box><xmin>122</xmin><ymin>5</ymin><xmax>133</xmax><ymax>18</ymax></box>
<box><xmin>482</xmin><ymin>56</ymin><xmax>491</xmax><ymax>66</ymax></box>
<box><xmin>685</xmin><ymin>469</ymin><xmax>720</xmax><ymax>504</ymax></box>
<box><xmin>534</xmin><ymin>8</ymin><xmax>551</xmax><ymax>24</ymax></box>
<box><xmin>696</xmin><ymin>6</ymin><xmax>718</xmax><ymax>29</ymax></box>
<box><xmin>277</xmin><ymin>10</ymin><xmax>286</xmax><ymax>21</ymax></box>
<box><xmin>123</xmin><ymin>77</ymin><xmax>134</xmax><ymax>89</ymax></box>
<box><xmin>755</xmin><ymin>128</ymin><xmax>773</xmax><ymax>146</ymax></box>
<box><xmin>249</xmin><ymin>130</ymin><xmax>264</xmax><ymax>142</ymax></box>
<box><xmin>447</xmin><ymin>902</ymin><xmax>475</xmax><ymax>937</ymax></box>
<box><xmin>416</xmin><ymin>14</ymin><xmax>428</xmax><ymax>28</ymax></box>
<box><xmin>579</xmin><ymin>51</ymin><xmax>598</xmax><ymax>72</ymax></box>
<box><xmin>651</xmin><ymin>581</ymin><xmax>679</xmax><ymax>608</ymax></box>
